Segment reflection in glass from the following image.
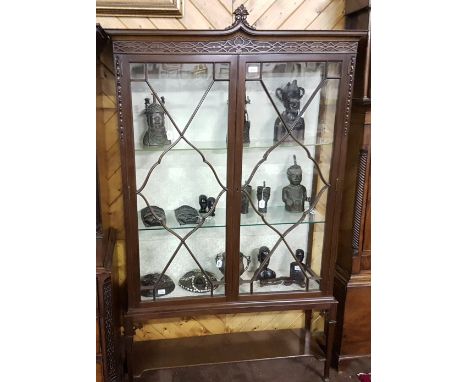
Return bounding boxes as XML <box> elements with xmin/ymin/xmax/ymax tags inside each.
<box><xmin>239</xmin><ymin>61</ymin><xmax>340</xmax><ymax>294</ymax></box>
<box><xmin>130</xmin><ymin>62</ymin><xmax>230</xmax><ymax>301</ymax></box>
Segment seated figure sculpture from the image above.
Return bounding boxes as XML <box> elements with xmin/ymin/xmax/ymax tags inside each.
<box><xmin>273</xmin><ymin>80</ymin><xmax>305</xmax><ymax>142</ymax></box>
<box><xmin>256</xmin><ymin>246</ymin><xmax>276</xmax><ymax>281</ymax></box>
<box><xmin>282</xmin><ymin>155</ymin><xmax>309</xmax><ymax>212</ymax></box>
<box><xmin>143</xmin><ymin>95</ymin><xmax>171</xmax><ymax>147</ymax></box>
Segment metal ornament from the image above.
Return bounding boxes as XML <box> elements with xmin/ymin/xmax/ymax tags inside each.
<box><xmin>178</xmin><ymin>270</ymin><xmax>219</xmax><ymax>293</ymax></box>
<box><xmin>256</xmin><ymin>181</ymin><xmax>271</xmax><ymax>213</ymax></box>
<box><xmin>174</xmin><ymin>205</ymin><xmax>200</xmax><ymax>225</ymax></box>
<box><xmin>143</xmin><ymin>95</ymin><xmax>171</xmax><ymax>147</ymax></box>
<box><xmin>140</xmin><ymin>273</ymin><xmax>175</xmax><ymax>298</ymax></box>
<box><xmin>215</xmin><ymin>252</ymin><xmax>251</xmax><ymax>276</ymax></box>
<box><xmin>282</xmin><ymin>155</ymin><xmax>309</xmax><ymax>212</ymax></box>
<box><xmin>198</xmin><ymin>194</ymin><xmax>208</xmax><ymax>213</ymax></box>
<box><xmin>140</xmin><ymin>205</ymin><xmax>166</xmax><ymax>227</ymax></box>
<box><xmin>273</xmin><ymin>80</ymin><xmax>305</xmax><ymax>142</ymax></box>
<box><xmin>207</xmin><ymin>197</ymin><xmax>216</xmax><ymax>216</ymax></box>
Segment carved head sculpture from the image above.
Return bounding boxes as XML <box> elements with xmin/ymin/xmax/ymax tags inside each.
<box><xmin>295</xmin><ymin>248</ymin><xmax>305</xmax><ymax>263</ymax></box>
<box><xmin>145</xmin><ymin>95</ymin><xmax>165</xmax><ymax>128</ymax></box>
<box><xmin>287</xmin><ymin>155</ymin><xmax>303</xmax><ymax>186</ymax></box>
<box><xmin>258</xmin><ymin>246</ymin><xmax>271</xmax><ymax>266</ymax></box>
<box><xmin>275</xmin><ymin>80</ymin><xmax>305</xmax><ymax>116</ymax></box>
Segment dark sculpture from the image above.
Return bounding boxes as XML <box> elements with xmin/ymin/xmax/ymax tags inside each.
<box><xmin>282</xmin><ymin>155</ymin><xmax>309</xmax><ymax>212</ymax></box>
<box><xmin>198</xmin><ymin>195</ymin><xmax>208</xmax><ymax>213</ymax></box>
<box><xmin>140</xmin><ymin>206</ymin><xmax>166</xmax><ymax>227</ymax></box>
<box><xmin>174</xmin><ymin>205</ymin><xmax>200</xmax><ymax>225</ymax></box>
<box><xmin>143</xmin><ymin>95</ymin><xmax>171</xmax><ymax>147</ymax></box>
<box><xmin>273</xmin><ymin>80</ymin><xmax>305</xmax><ymax>142</ymax></box>
<box><xmin>140</xmin><ymin>273</ymin><xmax>175</xmax><ymax>298</ymax></box>
<box><xmin>256</xmin><ymin>181</ymin><xmax>271</xmax><ymax>213</ymax></box>
<box><xmin>215</xmin><ymin>252</ymin><xmax>251</xmax><ymax>276</ymax></box>
<box><xmin>207</xmin><ymin>197</ymin><xmax>216</xmax><ymax>216</ymax></box>
<box><xmin>241</xmin><ymin>185</ymin><xmax>252</xmax><ymax>214</ymax></box>
<box><xmin>178</xmin><ymin>270</ymin><xmax>219</xmax><ymax>293</ymax></box>
<box><xmin>290</xmin><ymin>249</ymin><xmax>306</xmax><ymax>284</ymax></box>
<box><xmin>256</xmin><ymin>246</ymin><xmax>276</xmax><ymax>281</ymax></box>
<box><xmin>244</xmin><ymin>96</ymin><xmax>251</xmax><ymax>144</ymax></box>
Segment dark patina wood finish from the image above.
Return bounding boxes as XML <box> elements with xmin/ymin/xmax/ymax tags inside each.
<box><xmin>107</xmin><ymin>10</ymin><xmax>364</xmax><ymax>381</ymax></box>
<box><xmin>333</xmin><ymin>0</ymin><xmax>371</xmax><ymax>368</ymax></box>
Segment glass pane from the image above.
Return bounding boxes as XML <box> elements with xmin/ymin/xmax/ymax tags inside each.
<box><xmin>239</xmin><ymin>61</ymin><xmax>340</xmax><ymax>294</ymax></box>
<box><xmin>130</xmin><ymin>62</ymin><xmax>230</xmax><ymax>301</ymax></box>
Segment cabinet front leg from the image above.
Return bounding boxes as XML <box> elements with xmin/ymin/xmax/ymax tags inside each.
<box><xmin>324</xmin><ymin>305</ymin><xmax>337</xmax><ymax>381</ymax></box>
<box><xmin>123</xmin><ymin>319</ymin><xmax>137</xmax><ymax>382</ymax></box>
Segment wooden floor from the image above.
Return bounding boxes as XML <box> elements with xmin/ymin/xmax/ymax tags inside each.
<box><xmin>135</xmin><ymin>357</ymin><xmax>371</xmax><ymax>382</ymax></box>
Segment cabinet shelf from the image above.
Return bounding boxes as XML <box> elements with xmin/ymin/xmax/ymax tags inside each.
<box><xmin>138</xmin><ymin>206</ymin><xmax>325</xmax><ymax>232</ymax></box>
<box><xmin>134</xmin><ymin>139</ymin><xmax>333</xmax><ymax>153</ymax></box>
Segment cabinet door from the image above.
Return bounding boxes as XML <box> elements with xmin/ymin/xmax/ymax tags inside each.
<box><xmin>124</xmin><ymin>57</ymin><xmax>237</xmax><ymax>303</ymax></box>
<box><xmin>235</xmin><ymin>56</ymin><xmax>343</xmax><ymax>295</ymax></box>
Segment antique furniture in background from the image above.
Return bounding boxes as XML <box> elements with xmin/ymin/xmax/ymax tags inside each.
<box><xmin>333</xmin><ymin>0</ymin><xmax>371</xmax><ymax>368</ymax></box>
<box><xmin>107</xmin><ymin>6</ymin><xmax>364</xmax><ymax>381</ymax></box>
<box><xmin>97</xmin><ymin>25</ymin><xmax>123</xmax><ymax>382</ymax></box>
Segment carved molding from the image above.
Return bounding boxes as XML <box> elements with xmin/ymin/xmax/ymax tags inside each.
<box><xmin>343</xmin><ymin>56</ymin><xmax>356</xmax><ymax>136</ymax></box>
<box><xmin>226</xmin><ymin>4</ymin><xmax>256</xmax><ymax>30</ymax></box>
<box><xmin>115</xmin><ymin>56</ymin><xmax>124</xmax><ymax>142</ymax></box>
<box><xmin>351</xmin><ymin>149</ymin><xmax>368</xmax><ymax>254</ymax></box>
<box><xmin>103</xmin><ymin>277</ymin><xmax>118</xmax><ymax>381</ymax></box>
<box><xmin>113</xmin><ymin>38</ymin><xmax>358</xmax><ymax>55</ymax></box>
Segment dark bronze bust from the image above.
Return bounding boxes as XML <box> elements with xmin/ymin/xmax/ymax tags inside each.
<box><xmin>143</xmin><ymin>95</ymin><xmax>171</xmax><ymax>147</ymax></box>
<box><xmin>282</xmin><ymin>155</ymin><xmax>308</xmax><ymax>212</ymax></box>
<box><xmin>241</xmin><ymin>184</ymin><xmax>252</xmax><ymax>214</ymax></box>
<box><xmin>289</xmin><ymin>249</ymin><xmax>306</xmax><ymax>284</ymax></box>
<box><xmin>273</xmin><ymin>80</ymin><xmax>305</xmax><ymax>142</ymax></box>
<box><xmin>256</xmin><ymin>246</ymin><xmax>276</xmax><ymax>281</ymax></box>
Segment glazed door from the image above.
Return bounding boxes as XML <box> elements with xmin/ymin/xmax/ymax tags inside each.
<box><xmin>233</xmin><ymin>55</ymin><xmax>346</xmax><ymax>297</ymax></box>
<box><xmin>120</xmin><ymin>55</ymin><xmax>238</xmax><ymax>306</ymax></box>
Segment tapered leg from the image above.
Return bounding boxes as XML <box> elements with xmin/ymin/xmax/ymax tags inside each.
<box><xmin>124</xmin><ymin>319</ymin><xmax>136</xmax><ymax>382</ymax></box>
<box><xmin>324</xmin><ymin>305</ymin><xmax>337</xmax><ymax>381</ymax></box>
<box><xmin>304</xmin><ymin>310</ymin><xmax>312</xmax><ymax>355</ymax></box>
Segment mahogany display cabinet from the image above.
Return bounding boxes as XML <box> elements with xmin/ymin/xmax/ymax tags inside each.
<box><xmin>106</xmin><ymin>7</ymin><xmax>365</xmax><ymax>381</ymax></box>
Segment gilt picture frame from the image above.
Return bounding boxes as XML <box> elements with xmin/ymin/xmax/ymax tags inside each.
<box><xmin>96</xmin><ymin>0</ymin><xmax>183</xmax><ymax>18</ymax></box>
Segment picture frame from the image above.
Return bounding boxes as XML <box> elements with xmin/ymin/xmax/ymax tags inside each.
<box><xmin>96</xmin><ymin>0</ymin><xmax>183</xmax><ymax>18</ymax></box>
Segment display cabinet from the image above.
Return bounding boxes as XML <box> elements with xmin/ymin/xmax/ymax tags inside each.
<box><xmin>107</xmin><ymin>6</ymin><xmax>364</xmax><ymax>381</ymax></box>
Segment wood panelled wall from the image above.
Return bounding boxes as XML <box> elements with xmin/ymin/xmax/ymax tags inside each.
<box><xmin>96</xmin><ymin>0</ymin><xmax>345</xmax><ymax>341</ymax></box>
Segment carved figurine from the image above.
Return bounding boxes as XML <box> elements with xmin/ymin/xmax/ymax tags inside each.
<box><xmin>141</xmin><ymin>206</ymin><xmax>166</xmax><ymax>227</ymax></box>
<box><xmin>199</xmin><ymin>195</ymin><xmax>208</xmax><ymax>213</ymax></box>
<box><xmin>143</xmin><ymin>95</ymin><xmax>171</xmax><ymax>147</ymax></box>
<box><xmin>178</xmin><ymin>270</ymin><xmax>219</xmax><ymax>293</ymax></box>
<box><xmin>282</xmin><ymin>155</ymin><xmax>309</xmax><ymax>212</ymax></box>
<box><xmin>273</xmin><ymin>80</ymin><xmax>305</xmax><ymax>142</ymax></box>
<box><xmin>289</xmin><ymin>249</ymin><xmax>306</xmax><ymax>284</ymax></box>
<box><xmin>140</xmin><ymin>273</ymin><xmax>175</xmax><ymax>298</ymax></box>
<box><xmin>241</xmin><ymin>185</ymin><xmax>252</xmax><ymax>214</ymax></box>
<box><xmin>215</xmin><ymin>252</ymin><xmax>251</xmax><ymax>276</ymax></box>
<box><xmin>174</xmin><ymin>205</ymin><xmax>200</xmax><ymax>225</ymax></box>
<box><xmin>244</xmin><ymin>96</ymin><xmax>251</xmax><ymax>144</ymax></box>
<box><xmin>256</xmin><ymin>246</ymin><xmax>276</xmax><ymax>281</ymax></box>
<box><xmin>207</xmin><ymin>197</ymin><xmax>216</xmax><ymax>216</ymax></box>
<box><xmin>256</xmin><ymin>181</ymin><xmax>271</xmax><ymax>213</ymax></box>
